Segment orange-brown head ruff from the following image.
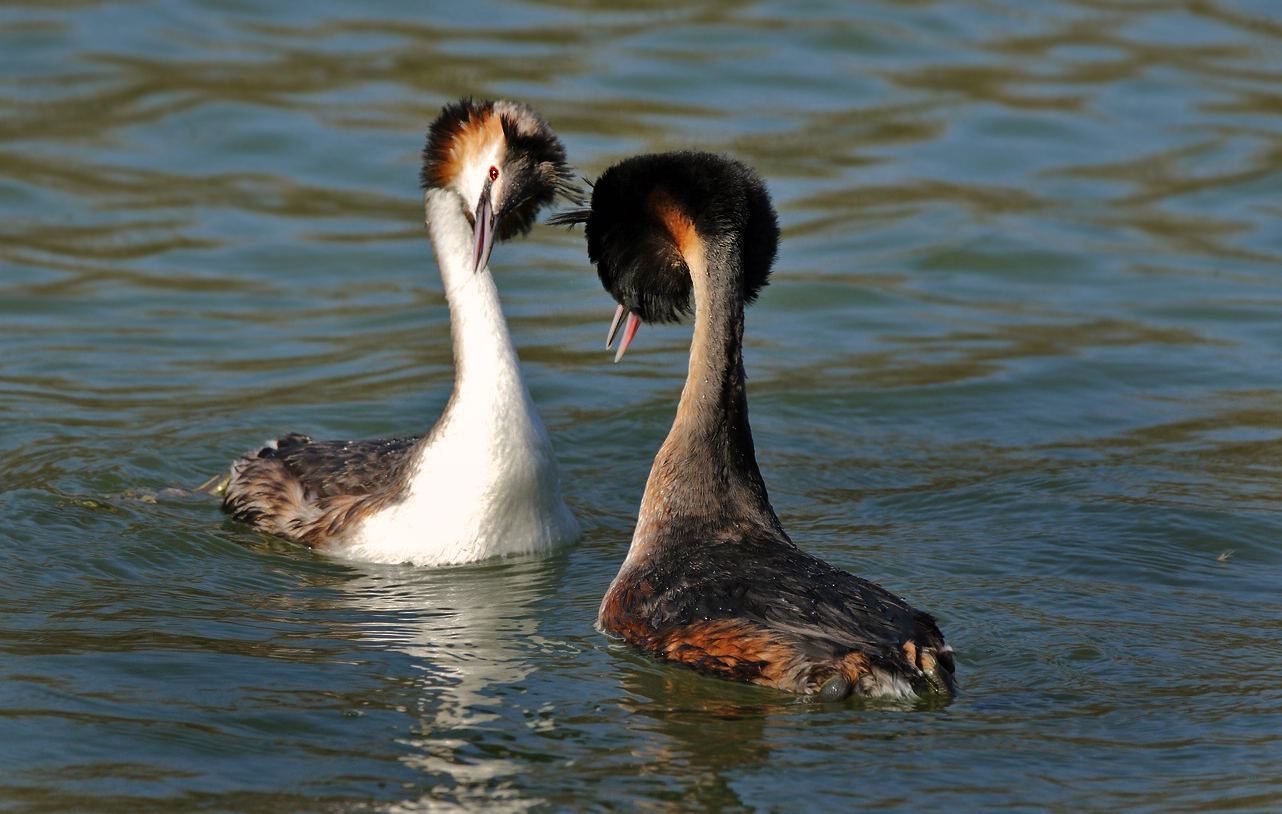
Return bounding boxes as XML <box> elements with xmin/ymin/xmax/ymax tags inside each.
<box><xmin>422</xmin><ymin>98</ymin><xmax>582</xmax><ymax>270</ymax></box>
<box><xmin>550</xmin><ymin>151</ymin><xmax>778</xmax><ymax>359</ymax></box>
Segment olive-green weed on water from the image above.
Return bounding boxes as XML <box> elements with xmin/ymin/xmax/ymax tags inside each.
<box><xmin>3</xmin><ymin>2</ymin><xmax>1281</xmax><ymax>812</ymax></box>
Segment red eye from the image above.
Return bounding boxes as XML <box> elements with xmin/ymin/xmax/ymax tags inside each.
<box><xmin>489</xmin><ymin>166</ymin><xmax>499</xmax><ymax>181</ymax></box>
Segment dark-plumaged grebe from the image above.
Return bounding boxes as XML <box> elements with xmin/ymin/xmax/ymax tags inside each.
<box><xmin>202</xmin><ymin>99</ymin><xmax>581</xmax><ymax>566</ymax></box>
<box><xmin>552</xmin><ymin>151</ymin><xmax>954</xmax><ymax>700</ymax></box>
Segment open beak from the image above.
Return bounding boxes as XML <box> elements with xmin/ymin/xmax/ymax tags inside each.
<box><xmin>606</xmin><ymin>303</ymin><xmax>642</xmax><ymax>363</ymax></box>
<box><xmin>472</xmin><ymin>179</ymin><xmax>497</xmax><ymax>273</ymax></box>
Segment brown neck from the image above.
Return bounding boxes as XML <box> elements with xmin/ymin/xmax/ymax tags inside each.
<box><xmin>633</xmin><ymin>239</ymin><xmax>785</xmax><ymax>549</ymax></box>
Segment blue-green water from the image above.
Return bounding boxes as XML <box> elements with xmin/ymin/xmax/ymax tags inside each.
<box><xmin>3</xmin><ymin>1</ymin><xmax>1282</xmax><ymax>812</ymax></box>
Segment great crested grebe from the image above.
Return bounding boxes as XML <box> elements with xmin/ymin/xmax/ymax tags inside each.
<box><xmin>203</xmin><ymin>98</ymin><xmax>582</xmax><ymax>566</ymax></box>
<box><xmin>552</xmin><ymin>151</ymin><xmax>954</xmax><ymax>700</ymax></box>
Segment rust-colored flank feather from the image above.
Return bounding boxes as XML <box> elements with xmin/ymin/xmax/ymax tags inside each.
<box><xmin>558</xmin><ymin>151</ymin><xmax>956</xmax><ymax>701</ymax></box>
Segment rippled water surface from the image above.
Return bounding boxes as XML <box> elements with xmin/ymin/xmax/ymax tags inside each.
<box><xmin>3</xmin><ymin>1</ymin><xmax>1282</xmax><ymax>812</ymax></box>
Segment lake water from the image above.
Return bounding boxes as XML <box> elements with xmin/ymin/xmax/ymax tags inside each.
<box><xmin>3</xmin><ymin>1</ymin><xmax>1281</xmax><ymax>812</ymax></box>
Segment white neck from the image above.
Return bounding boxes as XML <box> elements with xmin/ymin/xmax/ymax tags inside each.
<box><xmin>332</xmin><ymin>188</ymin><xmax>579</xmax><ymax>565</ymax></box>
<box><xmin>426</xmin><ymin>189</ymin><xmax>529</xmax><ymax>413</ymax></box>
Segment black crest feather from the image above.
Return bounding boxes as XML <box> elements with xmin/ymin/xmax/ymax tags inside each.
<box><xmin>551</xmin><ymin>151</ymin><xmax>779</xmax><ymax>323</ymax></box>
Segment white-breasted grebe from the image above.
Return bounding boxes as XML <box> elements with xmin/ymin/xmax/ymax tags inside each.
<box><xmin>204</xmin><ymin>98</ymin><xmax>582</xmax><ymax>566</ymax></box>
<box><xmin>552</xmin><ymin>151</ymin><xmax>954</xmax><ymax>700</ymax></box>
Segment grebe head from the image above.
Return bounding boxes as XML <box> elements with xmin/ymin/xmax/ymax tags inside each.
<box><xmin>422</xmin><ymin>98</ymin><xmax>582</xmax><ymax>272</ymax></box>
<box><xmin>552</xmin><ymin>151</ymin><xmax>779</xmax><ymax>358</ymax></box>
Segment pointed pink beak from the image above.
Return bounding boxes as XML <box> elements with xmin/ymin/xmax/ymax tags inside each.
<box><xmin>472</xmin><ymin>179</ymin><xmax>497</xmax><ymax>273</ymax></box>
<box><xmin>606</xmin><ymin>303</ymin><xmax>642</xmax><ymax>363</ymax></box>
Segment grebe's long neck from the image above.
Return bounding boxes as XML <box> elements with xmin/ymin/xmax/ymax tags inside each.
<box><xmin>425</xmin><ymin>188</ymin><xmax>533</xmax><ymax>429</ymax></box>
<box><xmin>633</xmin><ymin>240</ymin><xmax>784</xmax><ymax>548</ymax></box>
